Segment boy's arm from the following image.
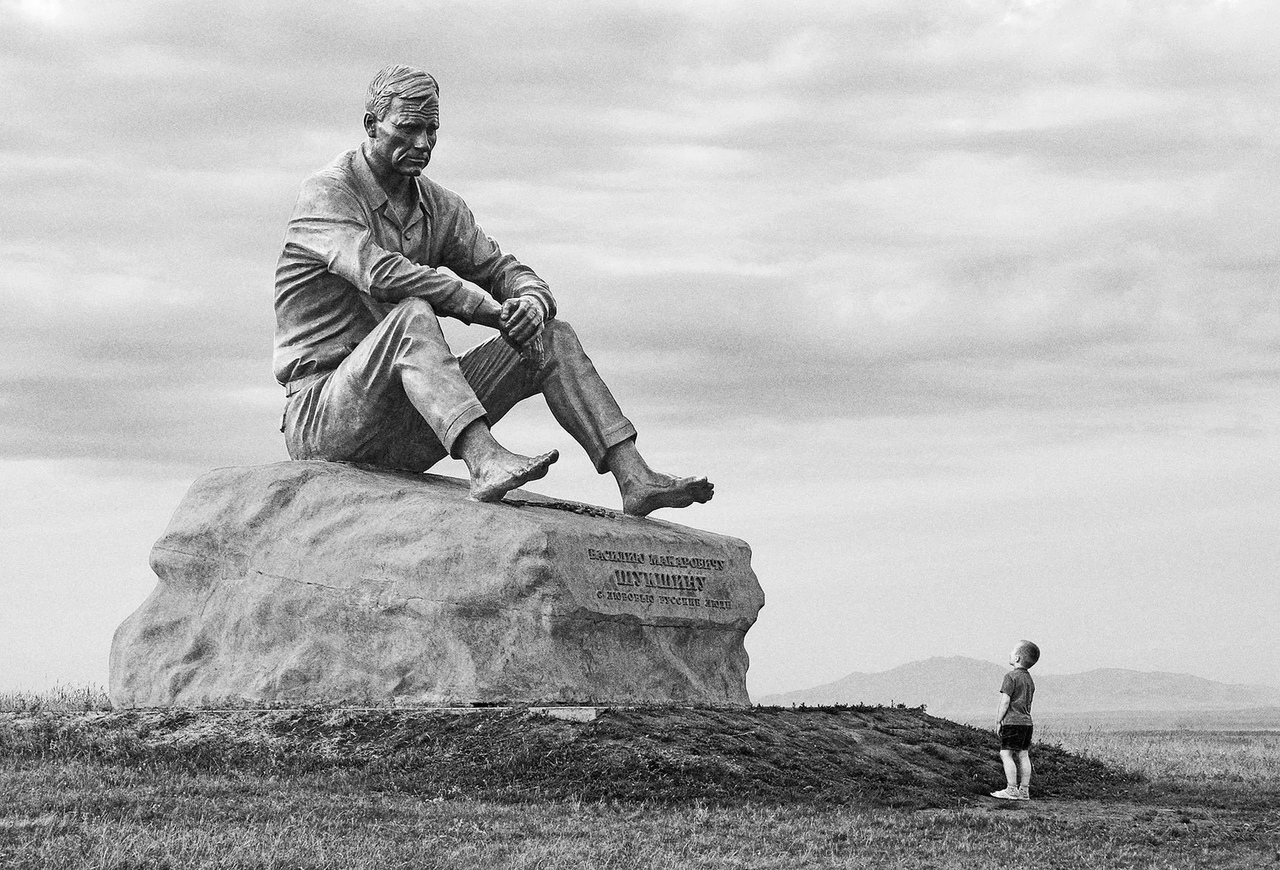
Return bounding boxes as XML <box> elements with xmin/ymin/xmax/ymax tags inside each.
<box><xmin>995</xmin><ymin>692</ymin><xmax>1011</xmax><ymax>732</ymax></box>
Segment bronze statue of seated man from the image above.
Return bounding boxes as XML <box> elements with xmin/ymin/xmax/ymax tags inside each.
<box><xmin>273</xmin><ymin>64</ymin><xmax>712</xmax><ymax>516</ymax></box>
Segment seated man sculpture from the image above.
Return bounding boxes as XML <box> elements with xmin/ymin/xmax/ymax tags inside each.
<box><xmin>273</xmin><ymin>64</ymin><xmax>713</xmax><ymax>515</ymax></box>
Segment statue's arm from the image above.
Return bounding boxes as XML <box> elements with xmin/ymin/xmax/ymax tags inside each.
<box><xmin>282</xmin><ymin>175</ymin><xmax>492</xmax><ymax>323</ymax></box>
<box><xmin>438</xmin><ymin>195</ymin><xmax>556</xmax><ymax>322</ymax></box>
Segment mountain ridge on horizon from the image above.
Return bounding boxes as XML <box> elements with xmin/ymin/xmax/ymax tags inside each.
<box><xmin>758</xmin><ymin>655</ymin><xmax>1280</xmax><ymax>716</ymax></box>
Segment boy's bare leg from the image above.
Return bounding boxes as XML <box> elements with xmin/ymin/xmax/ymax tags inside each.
<box><xmin>1017</xmin><ymin>750</ymin><xmax>1032</xmax><ymax>795</ymax></box>
<box><xmin>455</xmin><ymin>419</ymin><xmax>558</xmax><ymax>502</ymax></box>
<box><xmin>1000</xmin><ymin>749</ymin><xmax>1019</xmax><ymax>790</ymax></box>
<box><xmin>606</xmin><ymin>437</ymin><xmax>714</xmax><ymax>517</ymax></box>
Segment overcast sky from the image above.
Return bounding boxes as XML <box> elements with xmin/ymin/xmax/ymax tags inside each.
<box><xmin>2</xmin><ymin>0</ymin><xmax>1277</xmax><ymax>697</ymax></box>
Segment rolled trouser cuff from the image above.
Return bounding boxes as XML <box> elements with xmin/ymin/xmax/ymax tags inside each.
<box><xmin>590</xmin><ymin>420</ymin><xmax>638</xmax><ymax>473</ymax></box>
<box><xmin>440</xmin><ymin>401</ymin><xmax>489</xmax><ymax>458</ymax></box>
<box><xmin>532</xmin><ymin>320</ymin><xmax>637</xmax><ymax>474</ymax></box>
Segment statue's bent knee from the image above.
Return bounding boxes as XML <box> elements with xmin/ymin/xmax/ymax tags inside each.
<box><xmin>390</xmin><ymin>297</ymin><xmax>438</xmax><ymax>323</ymax></box>
<box><xmin>384</xmin><ymin>298</ymin><xmax>447</xmax><ymax>343</ymax></box>
<box><xmin>541</xmin><ymin>318</ymin><xmax>581</xmax><ymax>352</ymax></box>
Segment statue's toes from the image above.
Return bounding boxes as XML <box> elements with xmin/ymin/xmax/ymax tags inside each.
<box><xmin>689</xmin><ymin>478</ymin><xmax>714</xmax><ymax>502</ymax></box>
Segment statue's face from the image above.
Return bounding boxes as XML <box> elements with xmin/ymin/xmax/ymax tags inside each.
<box><xmin>366</xmin><ymin>95</ymin><xmax>439</xmax><ymax>177</ymax></box>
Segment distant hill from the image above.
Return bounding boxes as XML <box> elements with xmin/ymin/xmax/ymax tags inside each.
<box><xmin>758</xmin><ymin>656</ymin><xmax>1280</xmax><ymax>719</ymax></box>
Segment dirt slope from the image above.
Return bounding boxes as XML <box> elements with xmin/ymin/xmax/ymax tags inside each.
<box><xmin>0</xmin><ymin>704</ymin><xmax>1134</xmax><ymax>808</ymax></box>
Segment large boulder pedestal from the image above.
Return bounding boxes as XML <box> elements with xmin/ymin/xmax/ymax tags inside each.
<box><xmin>110</xmin><ymin>462</ymin><xmax>765</xmax><ymax>707</ymax></box>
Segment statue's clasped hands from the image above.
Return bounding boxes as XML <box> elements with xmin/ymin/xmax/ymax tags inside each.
<box><xmin>499</xmin><ymin>296</ymin><xmax>545</xmax><ymax>347</ymax></box>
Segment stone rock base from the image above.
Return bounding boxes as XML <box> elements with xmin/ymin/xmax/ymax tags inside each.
<box><xmin>109</xmin><ymin>462</ymin><xmax>764</xmax><ymax>707</ymax></box>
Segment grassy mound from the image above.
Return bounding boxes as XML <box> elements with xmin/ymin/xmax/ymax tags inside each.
<box><xmin>0</xmin><ymin>704</ymin><xmax>1134</xmax><ymax>808</ymax></box>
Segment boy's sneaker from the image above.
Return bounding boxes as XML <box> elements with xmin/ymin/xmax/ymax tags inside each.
<box><xmin>1018</xmin><ymin>786</ymin><xmax>1031</xmax><ymax>800</ymax></box>
<box><xmin>989</xmin><ymin>787</ymin><xmax>1022</xmax><ymax>800</ymax></box>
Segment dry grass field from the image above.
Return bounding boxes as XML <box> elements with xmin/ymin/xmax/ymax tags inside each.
<box><xmin>1046</xmin><ymin>726</ymin><xmax>1280</xmax><ymax>788</ymax></box>
<box><xmin>1</xmin><ymin>690</ymin><xmax>1276</xmax><ymax>869</ymax></box>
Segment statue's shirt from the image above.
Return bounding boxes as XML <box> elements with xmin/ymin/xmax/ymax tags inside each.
<box><xmin>273</xmin><ymin>145</ymin><xmax>555</xmax><ymax>385</ymax></box>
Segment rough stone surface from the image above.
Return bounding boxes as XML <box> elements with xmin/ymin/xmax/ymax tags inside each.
<box><xmin>110</xmin><ymin>461</ymin><xmax>764</xmax><ymax>707</ymax></box>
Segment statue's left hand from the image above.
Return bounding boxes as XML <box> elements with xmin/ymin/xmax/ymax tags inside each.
<box><xmin>499</xmin><ymin>296</ymin><xmax>545</xmax><ymax>346</ymax></box>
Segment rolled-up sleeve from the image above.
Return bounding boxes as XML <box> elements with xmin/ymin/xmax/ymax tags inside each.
<box><xmin>284</xmin><ymin>174</ymin><xmax>490</xmax><ymax>323</ymax></box>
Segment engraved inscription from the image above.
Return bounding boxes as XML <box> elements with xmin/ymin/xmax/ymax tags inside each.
<box><xmin>596</xmin><ymin>589</ymin><xmax>656</xmax><ymax>604</ymax></box>
<box><xmin>587</xmin><ymin>548</ymin><xmax>725</xmax><ymax>572</ymax></box>
<box><xmin>586</xmin><ymin>548</ymin><xmax>647</xmax><ymax>565</ymax></box>
<box><xmin>647</xmin><ymin>553</ymin><xmax>726</xmax><ymax>571</ymax></box>
<box><xmin>613</xmin><ymin>568</ymin><xmax>705</xmax><ymax>592</ymax></box>
<box><xmin>587</xmin><ymin>546</ymin><xmax>733</xmax><ymax>611</ymax></box>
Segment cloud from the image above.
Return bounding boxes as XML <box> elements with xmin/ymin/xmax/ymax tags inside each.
<box><xmin>3</xmin><ymin>0</ymin><xmax>1280</xmax><ymax>693</ymax></box>
<box><xmin>0</xmin><ymin>0</ymin><xmax>1276</xmax><ymax>474</ymax></box>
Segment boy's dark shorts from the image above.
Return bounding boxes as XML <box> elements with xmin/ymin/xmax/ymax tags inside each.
<box><xmin>999</xmin><ymin>724</ymin><xmax>1033</xmax><ymax>751</ymax></box>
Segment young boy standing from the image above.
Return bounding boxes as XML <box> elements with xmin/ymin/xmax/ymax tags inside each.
<box><xmin>991</xmin><ymin>640</ymin><xmax>1039</xmax><ymax>800</ymax></box>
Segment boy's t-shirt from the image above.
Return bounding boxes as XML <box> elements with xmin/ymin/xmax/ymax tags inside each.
<box><xmin>1000</xmin><ymin>667</ymin><xmax>1035</xmax><ymax>725</ymax></box>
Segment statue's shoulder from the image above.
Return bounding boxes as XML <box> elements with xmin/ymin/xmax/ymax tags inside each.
<box><xmin>290</xmin><ymin>150</ymin><xmax>368</xmax><ymax>212</ymax></box>
<box><xmin>302</xmin><ymin>149</ymin><xmax>362</xmax><ymax>190</ymax></box>
<box><xmin>418</xmin><ymin>175</ymin><xmax>470</xmax><ymax>212</ymax></box>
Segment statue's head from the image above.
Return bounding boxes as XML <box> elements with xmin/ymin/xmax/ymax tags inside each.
<box><xmin>363</xmin><ymin>65</ymin><xmax>441</xmax><ymax>178</ymax></box>
<box><xmin>365</xmin><ymin>65</ymin><xmax>439</xmax><ymax>122</ymax></box>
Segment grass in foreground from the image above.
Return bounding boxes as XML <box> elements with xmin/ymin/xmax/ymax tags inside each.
<box><xmin>1</xmin><ymin>704</ymin><xmax>1276</xmax><ymax>869</ymax></box>
<box><xmin>3</xmin><ymin>765</ymin><xmax>1275</xmax><ymax>870</ymax></box>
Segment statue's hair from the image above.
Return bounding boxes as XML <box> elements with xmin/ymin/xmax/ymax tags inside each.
<box><xmin>365</xmin><ymin>65</ymin><xmax>439</xmax><ymax>121</ymax></box>
<box><xmin>1016</xmin><ymin>640</ymin><xmax>1040</xmax><ymax>667</ymax></box>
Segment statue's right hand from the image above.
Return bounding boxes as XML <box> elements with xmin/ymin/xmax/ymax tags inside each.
<box><xmin>499</xmin><ymin>296</ymin><xmax>544</xmax><ymax>346</ymax></box>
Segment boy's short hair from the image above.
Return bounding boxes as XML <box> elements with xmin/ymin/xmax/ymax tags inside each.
<box><xmin>1016</xmin><ymin>640</ymin><xmax>1040</xmax><ymax>667</ymax></box>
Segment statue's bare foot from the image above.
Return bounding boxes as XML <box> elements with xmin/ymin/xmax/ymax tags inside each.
<box><xmin>621</xmin><ymin>472</ymin><xmax>714</xmax><ymax>517</ymax></box>
<box><xmin>470</xmin><ymin>449</ymin><xmax>559</xmax><ymax>502</ymax></box>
